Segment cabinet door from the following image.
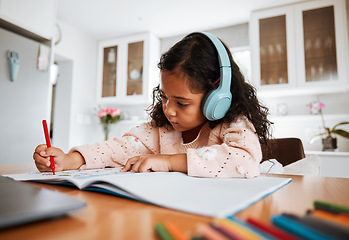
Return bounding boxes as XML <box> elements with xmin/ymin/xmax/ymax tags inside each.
<box><xmin>96</xmin><ymin>33</ymin><xmax>160</xmax><ymax>104</ymax></box>
<box><xmin>295</xmin><ymin>0</ymin><xmax>348</xmax><ymax>88</ymax></box>
<box><xmin>250</xmin><ymin>6</ymin><xmax>296</xmax><ymax>90</ymax></box>
<box><xmin>101</xmin><ymin>45</ymin><xmax>118</xmax><ymax>98</ymax></box>
<box><xmin>97</xmin><ymin>39</ymin><xmax>122</xmax><ymax>102</ymax></box>
<box><xmin>127</xmin><ymin>41</ymin><xmax>144</xmax><ymax>96</ymax></box>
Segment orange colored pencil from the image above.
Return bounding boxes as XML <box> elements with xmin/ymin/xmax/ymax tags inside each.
<box><xmin>163</xmin><ymin>221</ymin><xmax>190</xmax><ymax>240</ymax></box>
<box><xmin>310</xmin><ymin>209</ymin><xmax>349</xmax><ymax>228</ymax></box>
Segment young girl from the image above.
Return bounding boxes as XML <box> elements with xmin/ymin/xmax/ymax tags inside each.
<box><xmin>33</xmin><ymin>32</ymin><xmax>271</xmax><ymax>178</ymax></box>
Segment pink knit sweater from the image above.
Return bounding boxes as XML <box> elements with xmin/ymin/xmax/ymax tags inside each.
<box><xmin>70</xmin><ymin>116</ymin><xmax>262</xmax><ymax>178</ymax></box>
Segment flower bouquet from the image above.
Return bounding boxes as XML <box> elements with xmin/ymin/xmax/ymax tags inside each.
<box><xmin>98</xmin><ymin>108</ymin><xmax>122</xmax><ymax>140</ymax></box>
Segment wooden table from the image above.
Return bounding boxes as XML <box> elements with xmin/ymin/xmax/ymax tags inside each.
<box><xmin>1</xmin><ymin>163</ymin><xmax>349</xmax><ymax>240</ymax></box>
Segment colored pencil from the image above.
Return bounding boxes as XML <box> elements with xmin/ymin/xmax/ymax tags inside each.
<box><xmin>272</xmin><ymin>215</ymin><xmax>335</xmax><ymax>240</ymax></box>
<box><xmin>197</xmin><ymin>223</ymin><xmax>230</xmax><ymax>240</ymax></box>
<box><xmin>309</xmin><ymin>209</ymin><xmax>349</xmax><ymax>228</ymax></box>
<box><xmin>155</xmin><ymin>223</ymin><xmax>174</xmax><ymax>240</ymax></box>
<box><xmin>301</xmin><ymin>214</ymin><xmax>349</xmax><ymax>240</ymax></box>
<box><xmin>210</xmin><ymin>222</ymin><xmax>245</xmax><ymax>240</ymax></box>
<box><xmin>247</xmin><ymin>217</ymin><xmax>300</xmax><ymax>240</ymax></box>
<box><xmin>216</xmin><ymin>218</ymin><xmax>264</xmax><ymax>240</ymax></box>
<box><xmin>42</xmin><ymin>120</ymin><xmax>55</xmax><ymax>175</ymax></box>
<box><xmin>163</xmin><ymin>221</ymin><xmax>190</xmax><ymax>240</ymax></box>
<box><xmin>227</xmin><ymin>217</ymin><xmax>274</xmax><ymax>239</ymax></box>
<box><xmin>282</xmin><ymin>213</ymin><xmax>349</xmax><ymax>240</ymax></box>
<box><xmin>314</xmin><ymin>200</ymin><xmax>349</xmax><ymax>215</ymax></box>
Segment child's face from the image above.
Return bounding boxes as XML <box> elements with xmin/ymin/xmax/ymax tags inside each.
<box><xmin>160</xmin><ymin>71</ymin><xmax>207</xmax><ymax>132</ymax></box>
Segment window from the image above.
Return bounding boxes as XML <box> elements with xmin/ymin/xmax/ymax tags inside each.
<box><xmin>230</xmin><ymin>47</ymin><xmax>251</xmax><ymax>83</ymax></box>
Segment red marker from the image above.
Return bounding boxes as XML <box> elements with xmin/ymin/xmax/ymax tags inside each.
<box><xmin>42</xmin><ymin>120</ymin><xmax>55</xmax><ymax>175</ymax></box>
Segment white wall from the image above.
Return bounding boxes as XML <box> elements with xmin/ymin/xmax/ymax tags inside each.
<box><xmin>160</xmin><ymin>23</ymin><xmax>249</xmax><ymax>54</ymax></box>
<box><xmin>51</xmin><ymin>57</ymin><xmax>73</xmax><ymax>152</ymax></box>
<box><xmin>54</xmin><ymin>20</ymin><xmax>100</xmax><ymax>149</ymax></box>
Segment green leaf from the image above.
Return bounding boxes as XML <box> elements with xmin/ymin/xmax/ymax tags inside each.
<box><xmin>332</xmin><ymin>129</ymin><xmax>349</xmax><ymax>139</ymax></box>
<box><xmin>332</xmin><ymin>121</ymin><xmax>349</xmax><ymax>131</ymax></box>
<box><xmin>309</xmin><ymin>132</ymin><xmax>326</xmax><ymax>144</ymax></box>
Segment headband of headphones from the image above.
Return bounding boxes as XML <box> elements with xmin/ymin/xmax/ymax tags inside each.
<box><xmin>187</xmin><ymin>32</ymin><xmax>232</xmax><ymax>121</ymax></box>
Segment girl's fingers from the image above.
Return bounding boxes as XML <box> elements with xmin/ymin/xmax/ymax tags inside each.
<box><xmin>131</xmin><ymin>157</ymin><xmax>144</xmax><ymax>172</ymax></box>
<box><xmin>35</xmin><ymin>161</ymin><xmax>51</xmax><ymax>172</ymax></box>
<box><xmin>120</xmin><ymin>160</ymin><xmax>131</xmax><ymax>172</ymax></box>
<box><xmin>121</xmin><ymin>156</ymin><xmax>139</xmax><ymax>172</ymax></box>
<box><xmin>43</xmin><ymin>147</ymin><xmax>58</xmax><ymax>157</ymax></box>
<box><xmin>138</xmin><ymin>160</ymin><xmax>153</xmax><ymax>173</ymax></box>
<box><xmin>35</xmin><ymin>144</ymin><xmax>47</xmax><ymax>154</ymax></box>
<box><xmin>33</xmin><ymin>152</ymin><xmax>51</xmax><ymax>167</ymax></box>
<box><xmin>35</xmin><ymin>161</ymin><xmax>63</xmax><ymax>173</ymax></box>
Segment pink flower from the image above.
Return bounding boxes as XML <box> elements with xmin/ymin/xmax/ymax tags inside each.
<box><xmin>110</xmin><ymin>108</ymin><xmax>121</xmax><ymax>116</ymax></box>
<box><xmin>106</xmin><ymin>108</ymin><xmax>112</xmax><ymax>115</ymax></box>
<box><xmin>318</xmin><ymin>101</ymin><xmax>325</xmax><ymax>109</ymax></box>
<box><xmin>98</xmin><ymin>108</ymin><xmax>121</xmax><ymax>118</ymax></box>
<box><xmin>98</xmin><ymin>109</ymin><xmax>107</xmax><ymax>117</ymax></box>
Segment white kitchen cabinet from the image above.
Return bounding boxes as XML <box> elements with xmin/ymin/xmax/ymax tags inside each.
<box><xmin>96</xmin><ymin>32</ymin><xmax>160</xmax><ymax>105</ymax></box>
<box><xmin>0</xmin><ymin>0</ymin><xmax>56</xmax><ymax>40</ymax></box>
<box><xmin>250</xmin><ymin>0</ymin><xmax>349</xmax><ymax>97</ymax></box>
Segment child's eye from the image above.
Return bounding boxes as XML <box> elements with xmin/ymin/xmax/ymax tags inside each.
<box><xmin>177</xmin><ymin>102</ymin><xmax>189</xmax><ymax>107</ymax></box>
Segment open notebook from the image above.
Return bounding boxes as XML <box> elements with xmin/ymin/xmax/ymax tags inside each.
<box><xmin>5</xmin><ymin>168</ymin><xmax>292</xmax><ymax>217</ymax></box>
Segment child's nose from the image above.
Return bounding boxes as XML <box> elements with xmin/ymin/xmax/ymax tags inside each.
<box><xmin>164</xmin><ymin>102</ymin><xmax>176</xmax><ymax>116</ymax></box>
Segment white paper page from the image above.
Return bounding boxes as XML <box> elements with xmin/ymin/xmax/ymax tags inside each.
<box><xmin>4</xmin><ymin>167</ymin><xmax>126</xmax><ymax>189</ymax></box>
<box><xmin>90</xmin><ymin>172</ymin><xmax>292</xmax><ymax>217</ymax></box>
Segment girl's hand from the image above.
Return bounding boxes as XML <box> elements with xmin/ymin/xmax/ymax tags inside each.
<box><xmin>33</xmin><ymin>144</ymin><xmax>66</xmax><ymax>172</ymax></box>
<box><xmin>120</xmin><ymin>153</ymin><xmax>187</xmax><ymax>173</ymax></box>
<box><xmin>33</xmin><ymin>144</ymin><xmax>85</xmax><ymax>172</ymax></box>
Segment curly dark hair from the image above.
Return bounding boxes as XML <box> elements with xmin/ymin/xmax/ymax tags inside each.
<box><xmin>147</xmin><ymin>33</ymin><xmax>271</xmax><ymax>144</ymax></box>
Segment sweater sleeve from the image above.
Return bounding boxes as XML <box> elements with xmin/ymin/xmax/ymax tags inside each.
<box><xmin>69</xmin><ymin>123</ymin><xmax>158</xmax><ymax>169</ymax></box>
<box><xmin>187</xmin><ymin>117</ymin><xmax>262</xmax><ymax>178</ymax></box>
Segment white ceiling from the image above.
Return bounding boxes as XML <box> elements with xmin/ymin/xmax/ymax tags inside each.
<box><xmin>57</xmin><ymin>0</ymin><xmax>306</xmax><ymax>40</ymax></box>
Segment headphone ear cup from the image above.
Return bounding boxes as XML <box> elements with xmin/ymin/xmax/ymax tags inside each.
<box><xmin>201</xmin><ymin>89</ymin><xmax>232</xmax><ymax>121</ymax></box>
<box><xmin>192</xmin><ymin>32</ymin><xmax>232</xmax><ymax>121</ymax></box>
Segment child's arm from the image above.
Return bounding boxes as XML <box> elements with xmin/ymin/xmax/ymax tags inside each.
<box><xmin>120</xmin><ymin>153</ymin><xmax>187</xmax><ymax>173</ymax></box>
<box><xmin>187</xmin><ymin>117</ymin><xmax>262</xmax><ymax>178</ymax></box>
<box><xmin>33</xmin><ymin>144</ymin><xmax>85</xmax><ymax>172</ymax></box>
<box><xmin>68</xmin><ymin>123</ymin><xmax>157</xmax><ymax>170</ymax></box>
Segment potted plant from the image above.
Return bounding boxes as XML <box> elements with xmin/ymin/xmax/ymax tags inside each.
<box><xmin>308</xmin><ymin>100</ymin><xmax>349</xmax><ymax>151</ymax></box>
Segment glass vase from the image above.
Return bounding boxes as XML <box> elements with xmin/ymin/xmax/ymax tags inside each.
<box><xmin>103</xmin><ymin>123</ymin><xmax>110</xmax><ymax>141</ymax></box>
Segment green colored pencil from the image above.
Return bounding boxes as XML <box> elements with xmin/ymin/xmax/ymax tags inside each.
<box><xmin>155</xmin><ymin>223</ymin><xmax>174</xmax><ymax>240</ymax></box>
<box><xmin>314</xmin><ymin>200</ymin><xmax>349</xmax><ymax>214</ymax></box>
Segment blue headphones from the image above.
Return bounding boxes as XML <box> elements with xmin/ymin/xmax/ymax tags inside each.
<box><xmin>193</xmin><ymin>32</ymin><xmax>232</xmax><ymax>121</ymax></box>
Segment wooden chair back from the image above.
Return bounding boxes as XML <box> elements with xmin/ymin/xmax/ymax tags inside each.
<box><xmin>261</xmin><ymin>138</ymin><xmax>306</xmax><ymax>166</ymax></box>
